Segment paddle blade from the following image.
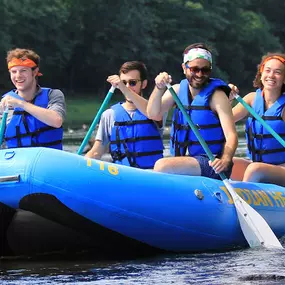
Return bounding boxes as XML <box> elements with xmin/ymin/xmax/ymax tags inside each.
<box><xmin>224</xmin><ymin>180</ymin><xmax>283</xmax><ymax>249</ymax></box>
<box><xmin>166</xmin><ymin>83</ymin><xmax>282</xmax><ymax>249</ymax></box>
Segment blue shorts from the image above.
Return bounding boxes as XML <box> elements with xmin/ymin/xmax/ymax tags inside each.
<box><xmin>194</xmin><ymin>155</ymin><xmax>233</xmax><ymax>180</ymax></box>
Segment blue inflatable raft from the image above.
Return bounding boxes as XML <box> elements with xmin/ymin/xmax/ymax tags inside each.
<box><xmin>0</xmin><ymin>147</ymin><xmax>284</xmax><ymax>254</ymax></box>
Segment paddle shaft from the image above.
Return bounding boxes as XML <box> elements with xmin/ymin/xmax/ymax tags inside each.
<box><xmin>166</xmin><ymin>84</ymin><xmax>227</xmax><ymax>180</ymax></box>
<box><xmin>234</xmin><ymin>94</ymin><xmax>285</xmax><ymax>147</ymax></box>
<box><xmin>0</xmin><ymin>108</ymin><xmax>8</xmax><ymax>147</ymax></box>
<box><xmin>77</xmin><ymin>86</ymin><xmax>116</xmax><ymax>155</ymax></box>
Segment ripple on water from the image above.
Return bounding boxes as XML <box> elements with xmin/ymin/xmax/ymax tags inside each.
<box><xmin>1</xmin><ymin>245</ymin><xmax>285</xmax><ymax>285</ymax></box>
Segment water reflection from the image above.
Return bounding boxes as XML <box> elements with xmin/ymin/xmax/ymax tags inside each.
<box><xmin>1</xmin><ymin>246</ymin><xmax>285</xmax><ymax>285</ymax></box>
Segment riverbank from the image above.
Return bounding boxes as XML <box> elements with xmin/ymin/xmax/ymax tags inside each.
<box><xmin>65</xmin><ymin>95</ymin><xmax>174</xmax><ymax>130</ymax></box>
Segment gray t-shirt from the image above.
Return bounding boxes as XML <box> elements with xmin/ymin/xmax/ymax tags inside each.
<box><xmin>95</xmin><ymin>107</ymin><xmax>165</xmax><ymax>146</ymax></box>
<box><xmin>47</xmin><ymin>88</ymin><xmax>66</xmax><ymax>120</ymax></box>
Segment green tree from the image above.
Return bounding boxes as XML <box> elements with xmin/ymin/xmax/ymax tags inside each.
<box><xmin>209</xmin><ymin>0</ymin><xmax>281</xmax><ymax>92</ymax></box>
<box><xmin>3</xmin><ymin>0</ymin><xmax>73</xmax><ymax>89</ymax></box>
<box><xmin>0</xmin><ymin>0</ymin><xmax>13</xmax><ymax>89</ymax></box>
<box><xmin>249</xmin><ymin>0</ymin><xmax>285</xmax><ymax>50</ymax></box>
<box><xmin>61</xmin><ymin>0</ymin><xmax>161</xmax><ymax>94</ymax></box>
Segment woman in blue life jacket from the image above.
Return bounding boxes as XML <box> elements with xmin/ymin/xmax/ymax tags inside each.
<box><xmin>0</xmin><ymin>48</ymin><xmax>66</xmax><ymax>150</ymax></box>
<box><xmin>230</xmin><ymin>53</ymin><xmax>285</xmax><ymax>186</ymax></box>
<box><xmin>147</xmin><ymin>43</ymin><xmax>238</xmax><ymax>180</ymax></box>
<box><xmin>85</xmin><ymin>61</ymin><xmax>164</xmax><ymax>169</ymax></box>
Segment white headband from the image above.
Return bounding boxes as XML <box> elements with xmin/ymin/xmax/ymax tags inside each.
<box><xmin>183</xmin><ymin>48</ymin><xmax>212</xmax><ymax>66</ymax></box>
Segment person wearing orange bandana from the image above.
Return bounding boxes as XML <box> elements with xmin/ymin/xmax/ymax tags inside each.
<box><xmin>0</xmin><ymin>48</ymin><xmax>66</xmax><ymax>150</ymax></box>
<box><xmin>229</xmin><ymin>52</ymin><xmax>285</xmax><ymax>186</ymax></box>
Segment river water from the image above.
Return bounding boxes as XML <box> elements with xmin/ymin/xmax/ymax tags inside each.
<box><xmin>1</xmin><ymin>125</ymin><xmax>284</xmax><ymax>285</ymax></box>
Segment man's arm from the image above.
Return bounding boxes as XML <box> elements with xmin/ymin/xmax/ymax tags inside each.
<box><xmin>232</xmin><ymin>92</ymin><xmax>254</xmax><ymax>122</ymax></box>
<box><xmin>147</xmin><ymin>72</ymin><xmax>177</xmax><ymax>121</ymax></box>
<box><xmin>85</xmin><ymin>140</ymin><xmax>106</xmax><ymax>159</ymax></box>
<box><xmin>119</xmin><ymin>83</ymin><xmax>149</xmax><ymax>116</ymax></box>
<box><xmin>107</xmin><ymin>75</ymin><xmax>149</xmax><ymax>116</ymax></box>
<box><xmin>24</xmin><ymin>102</ymin><xmax>63</xmax><ymax>128</ymax></box>
<box><xmin>85</xmin><ymin>109</ymin><xmax>113</xmax><ymax>159</ymax></box>
<box><xmin>47</xmin><ymin>89</ymin><xmax>66</xmax><ymax>122</ymax></box>
<box><xmin>228</xmin><ymin>83</ymin><xmax>252</xmax><ymax>122</ymax></box>
<box><xmin>0</xmin><ymin>89</ymin><xmax>66</xmax><ymax>128</ymax></box>
<box><xmin>210</xmin><ymin>90</ymin><xmax>238</xmax><ymax>173</ymax></box>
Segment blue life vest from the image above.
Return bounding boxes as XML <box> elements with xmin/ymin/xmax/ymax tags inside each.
<box><xmin>4</xmin><ymin>88</ymin><xmax>63</xmax><ymax>150</ymax></box>
<box><xmin>109</xmin><ymin>103</ymin><xmax>164</xmax><ymax>169</ymax></box>
<box><xmin>246</xmin><ymin>89</ymin><xmax>285</xmax><ymax>164</ymax></box>
<box><xmin>170</xmin><ymin>78</ymin><xmax>230</xmax><ymax>156</ymax></box>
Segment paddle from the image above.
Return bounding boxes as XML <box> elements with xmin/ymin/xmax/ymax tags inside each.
<box><xmin>0</xmin><ymin>107</ymin><xmax>9</xmax><ymax>147</ymax></box>
<box><xmin>77</xmin><ymin>86</ymin><xmax>116</xmax><ymax>155</ymax></box>
<box><xmin>233</xmin><ymin>93</ymin><xmax>285</xmax><ymax>147</ymax></box>
<box><xmin>166</xmin><ymin>83</ymin><xmax>283</xmax><ymax>249</ymax></box>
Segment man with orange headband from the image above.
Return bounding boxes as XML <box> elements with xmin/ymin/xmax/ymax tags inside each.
<box><xmin>0</xmin><ymin>48</ymin><xmax>66</xmax><ymax>149</ymax></box>
<box><xmin>229</xmin><ymin>52</ymin><xmax>285</xmax><ymax>186</ymax></box>
<box><xmin>147</xmin><ymin>42</ymin><xmax>238</xmax><ymax>179</ymax></box>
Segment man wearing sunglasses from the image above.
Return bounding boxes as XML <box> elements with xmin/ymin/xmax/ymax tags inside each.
<box><xmin>147</xmin><ymin>43</ymin><xmax>238</xmax><ymax>180</ymax></box>
<box><xmin>85</xmin><ymin>61</ymin><xmax>164</xmax><ymax>169</ymax></box>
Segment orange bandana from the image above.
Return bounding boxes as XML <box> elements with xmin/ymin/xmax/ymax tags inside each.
<box><xmin>260</xmin><ymin>56</ymin><xmax>285</xmax><ymax>72</ymax></box>
<box><xmin>8</xmin><ymin>57</ymin><xmax>43</xmax><ymax>76</ymax></box>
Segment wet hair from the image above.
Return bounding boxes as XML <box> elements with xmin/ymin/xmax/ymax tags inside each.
<box><xmin>119</xmin><ymin>61</ymin><xmax>148</xmax><ymax>81</ymax></box>
<box><xmin>182</xmin><ymin>43</ymin><xmax>212</xmax><ymax>57</ymax></box>
<box><xmin>253</xmin><ymin>52</ymin><xmax>285</xmax><ymax>92</ymax></box>
<box><xmin>6</xmin><ymin>48</ymin><xmax>40</xmax><ymax>67</ymax></box>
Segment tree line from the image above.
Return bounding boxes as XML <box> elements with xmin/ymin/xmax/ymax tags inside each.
<box><xmin>1</xmin><ymin>0</ymin><xmax>284</xmax><ymax>97</ymax></box>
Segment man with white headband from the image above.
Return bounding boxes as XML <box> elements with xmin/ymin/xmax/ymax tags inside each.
<box><xmin>0</xmin><ymin>48</ymin><xmax>66</xmax><ymax>149</ymax></box>
<box><xmin>147</xmin><ymin>42</ymin><xmax>238</xmax><ymax>180</ymax></box>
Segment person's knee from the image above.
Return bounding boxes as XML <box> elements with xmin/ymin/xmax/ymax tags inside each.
<box><xmin>247</xmin><ymin>162</ymin><xmax>265</xmax><ymax>173</ymax></box>
<box><xmin>154</xmin><ymin>158</ymin><xmax>168</xmax><ymax>172</ymax></box>
<box><xmin>243</xmin><ymin>163</ymin><xmax>264</xmax><ymax>182</ymax></box>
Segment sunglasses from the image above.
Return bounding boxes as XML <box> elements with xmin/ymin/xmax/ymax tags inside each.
<box><xmin>122</xmin><ymin>79</ymin><xmax>141</xmax><ymax>87</ymax></box>
<box><xmin>185</xmin><ymin>64</ymin><xmax>211</xmax><ymax>75</ymax></box>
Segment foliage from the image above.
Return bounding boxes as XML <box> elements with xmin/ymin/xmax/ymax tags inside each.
<box><xmin>0</xmin><ymin>0</ymin><xmax>284</xmax><ymax>96</ymax></box>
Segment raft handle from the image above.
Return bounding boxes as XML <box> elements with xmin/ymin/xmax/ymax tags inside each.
<box><xmin>0</xmin><ymin>175</ymin><xmax>20</xmax><ymax>183</ymax></box>
<box><xmin>214</xmin><ymin>192</ymin><xmax>223</xmax><ymax>202</ymax></box>
<box><xmin>194</xmin><ymin>189</ymin><xmax>204</xmax><ymax>200</ymax></box>
<box><xmin>4</xmin><ymin>151</ymin><xmax>15</xmax><ymax>160</ymax></box>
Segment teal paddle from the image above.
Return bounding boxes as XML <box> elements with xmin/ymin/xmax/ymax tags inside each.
<box><xmin>0</xmin><ymin>107</ymin><xmax>8</xmax><ymax>147</ymax></box>
<box><xmin>77</xmin><ymin>86</ymin><xmax>116</xmax><ymax>155</ymax></box>
<box><xmin>233</xmin><ymin>93</ymin><xmax>285</xmax><ymax>147</ymax></box>
<box><xmin>166</xmin><ymin>83</ymin><xmax>283</xmax><ymax>249</ymax></box>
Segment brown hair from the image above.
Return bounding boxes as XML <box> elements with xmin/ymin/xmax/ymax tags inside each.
<box><xmin>6</xmin><ymin>48</ymin><xmax>40</xmax><ymax>67</ymax></box>
<box><xmin>253</xmin><ymin>52</ymin><xmax>285</xmax><ymax>91</ymax></box>
<box><xmin>119</xmin><ymin>61</ymin><xmax>148</xmax><ymax>81</ymax></box>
